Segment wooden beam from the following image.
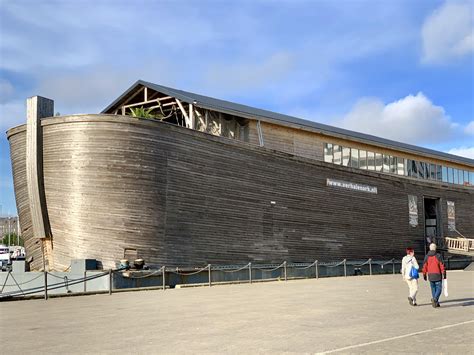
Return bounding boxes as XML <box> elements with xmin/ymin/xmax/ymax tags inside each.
<box><xmin>189</xmin><ymin>103</ymin><xmax>195</xmax><ymax>130</ymax></box>
<box><xmin>194</xmin><ymin>108</ymin><xmax>206</xmax><ymax>129</ymax></box>
<box><xmin>175</xmin><ymin>99</ymin><xmax>191</xmax><ymax>128</ymax></box>
<box><xmin>123</xmin><ymin>96</ymin><xmax>173</xmax><ymax>109</ymax></box>
<box><xmin>26</xmin><ymin>96</ymin><xmax>53</xmax><ymax>269</ymax></box>
<box><xmin>144</xmin><ymin>87</ymin><xmax>148</xmax><ymax>101</ymax></box>
<box><xmin>120</xmin><ymin>86</ymin><xmax>145</xmax><ymax>107</ymax></box>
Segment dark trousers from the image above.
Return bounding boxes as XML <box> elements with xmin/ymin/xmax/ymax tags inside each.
<box><xmin>429</xmin><ymin>280</ymin><xmax>442</xmax><ymax>302</ymax></box>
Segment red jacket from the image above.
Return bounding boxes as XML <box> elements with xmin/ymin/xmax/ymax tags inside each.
<box><xmin>422</xmin><ymin>251</ymin><xmax>446</xmax><ymax>282</ymax></box>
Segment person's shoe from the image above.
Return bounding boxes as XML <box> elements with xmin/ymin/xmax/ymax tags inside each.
<box><xmin>431</xmin><ymin>298</ymin><xmax>436</xmax><ymax>308</ymax></box>
<box><xmin>408</xmin><ymin>297</ymin><xmax>413</xmax><ymax>305</ymax></box>
<box><xmin>436</xmin><ymin>302</ymin><xmax>441</xmax><ymax>308</ymax></box>
<box><xmin>413</xmin><ymin>301</ymin><xmax>417</xmax><ymax>306</ymax></box>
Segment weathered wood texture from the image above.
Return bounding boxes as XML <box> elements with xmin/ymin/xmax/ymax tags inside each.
<box><xmin>7</xmin><ymin>115</ymin><xmax>474</xmax><ymax>270</ymax></box>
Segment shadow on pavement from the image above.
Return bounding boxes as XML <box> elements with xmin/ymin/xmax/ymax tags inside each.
<box><xmin>416</xmin><ymin>298</ymin><xmax>474</xmax><ymax>308</ymax></box>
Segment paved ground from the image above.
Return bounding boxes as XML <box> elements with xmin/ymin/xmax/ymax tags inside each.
<box><xmin>1</xmin><ymin>271</ymin><xmax>473</xmax><ymax>354</ymax></box>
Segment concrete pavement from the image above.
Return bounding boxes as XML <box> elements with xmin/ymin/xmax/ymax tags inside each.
<box><xmin>1</xmin><ymin>270</ymin><xmax>473</xmax><ymax>354</ymax></box>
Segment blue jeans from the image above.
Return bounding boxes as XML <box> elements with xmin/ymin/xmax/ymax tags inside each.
<box><xmin>430</xmin><ymin>280</ymin><xmax>442</xmax><ymax>302</ymax></box>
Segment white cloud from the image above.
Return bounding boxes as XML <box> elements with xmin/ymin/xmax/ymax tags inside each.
<box><xmin>421</xmin><ymin>1</ymin><xmax>474</xmax><ymax>64</ymax></box>
<box><xmin>448</xmin><ymin>146</ymin><xmax>474</xmax><ymax>159</ymax></box>
<box><xmin>464</xmin><ymin>121</ymin><xmax>474</xmax><ymax>135</ymax></box>
<box><xmin>339</xmin><ymin>92</ymin><xmax>460</xmax><ymax>145</ymax></box>
<box><xmin>0</xmin><ymin>100</ymin><xmax>25</xmax><ymax>132</ymax></box>
<box><xmin>0</xmin><ymin>79</ymin><xmax>14</xmax><ymax>104</ymax></box>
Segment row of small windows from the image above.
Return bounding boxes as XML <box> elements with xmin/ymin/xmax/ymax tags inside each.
<box><xmin>323</xmin><ymin>143</ymin><xmax>474</xmax><ymax>187</ymax></box>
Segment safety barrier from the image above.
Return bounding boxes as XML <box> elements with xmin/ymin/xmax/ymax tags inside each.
<box><xmin>1</xmin><ymin>256</ymin><xmax>471</xmax><ymax>301</ymax></box>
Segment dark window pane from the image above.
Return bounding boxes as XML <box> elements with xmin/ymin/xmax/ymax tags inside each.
<box><xmin>448</xmin><ymin>167</ymin><xmax>454</xmax><ymax>183</ymax></box>
<box><xmin>442</xmin><ymin>166</ymin><xmax>448</xmax><ymax>182</ymax></box>
<box><xmin>436</xmin><ymin>165</ymin><xmax>442</xmax><ymax>181</ymax></box>
<box><xmin>430</xmin><ymin>164</ymin><xmax>436</xmax><ymax>180</ymax></box>
<box><xmin>417</xmin><ymin>161</ymin><xmax>425</xmax><ymax>179</ymax></box>
<box><xmin>390</xmin><ymin>156</ymin><xmax>397</xmax><ymax>174</ymax></box>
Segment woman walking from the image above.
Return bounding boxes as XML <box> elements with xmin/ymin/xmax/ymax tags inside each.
<box><xmin>401</xmin><ymin>247</ymin><xmax>419</xmax><ymax>306</ymax></box>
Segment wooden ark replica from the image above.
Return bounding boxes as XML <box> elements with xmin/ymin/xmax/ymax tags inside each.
<box><xmin>6</xmin><ymin>80</ymin><xmax>474</xmax><ymax>270</ymax></box>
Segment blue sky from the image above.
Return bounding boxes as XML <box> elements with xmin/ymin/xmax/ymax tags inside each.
<box><xmin>0</xmin><ymin>0</ymin><xmax>473</xmax><ymax>215</ymax></box>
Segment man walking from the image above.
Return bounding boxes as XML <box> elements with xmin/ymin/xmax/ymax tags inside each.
<box><xmin>422</xmin><ymin>243</ymin><xmax>446</xmax><ymax>308</ymax></box>
<box><xmin>401</xmin><ymin>248</ymin><xmax>419</xmax><ymax>306</ymax></box>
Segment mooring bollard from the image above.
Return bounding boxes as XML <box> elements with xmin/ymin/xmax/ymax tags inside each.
<box><xmin>249</xmin><ymin>262</ymin><xmax>252</xmax><ymax>284</ymax></box>
<box><xmin>369</xmin><ymin>258</ymin><xmax>372</xmax><ymax>276</ymax></box>
<box><xmin>208</xmin><ymin>264</ymin><xmax>212</xmax><ymax>287</ymax></box>
<box><xmin>108</xmin><ymin>269</ymin><xmax>113</xmax><ymax>295</ymax></box>
<box><xmin>44</xmin><ymin>270</ymin><xmax>48</xmax><ymax>300</ymax></box>
<box><xmin>283</xmin><ymin>261</ymin><xmax>287</xmax><ymax>281</ymax></box>
<box><xmin>162</xmin><ymin>266</ymin><xmax>166</xmax><ymax>290</ymax></box>
<box><xmin>392</xmin><ymin>259</ymin><xmax>395</xmax><ymax>275</ymax></box>
<box><xmin>343</xmin><ymin>259</ymin><xmax>347</xmax><ymax>277</ymax></box>
<box><xmin>315</xmin><ymin>260</ymin><xmax>319</xmax><ymax>279</ymax></box>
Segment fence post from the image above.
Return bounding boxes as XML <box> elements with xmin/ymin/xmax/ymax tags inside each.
<box><xmin>315</xmin><ymin>260</ymin><xmax>319</xmax><ymax>279</ymax></box>
<box><xmin>162</xmin><ymin>266</ymin><xmax>166</xmax><ymax>290</ymax></box>
<box><xmin>343</xmin><ymin>259</ymin><xmax>347</xmax><ymax>277</ymax></box>
<box><xmin>208</xmin><ymin>264</ymin><xmax>212</xmax><ymax>287</ymax></box>
<box><xmin>249</xmin><ymin>262</ymin><xmax>252</xmax><ymax>284</ymax></box>
<box><xmin>369</xmin><ymin>258</ymin><xmax>372</xmax><ymax>276</ymax></box>
<box><xmin>108</xmin><ymin>269</ymin><xmax>113</xmax><ymax>295</ymax></box>
<box><xmin>44</xmin><ymin>270</ymin><xmax>48</xmax><ymax>300</ymax></box>
<box><xmin>283</xmin><ymin>261</ymin><xmax>287</xmax><ymax>281</ymax></box>
<box><xmin>392</xmin><ymin>259</ymin><xmax>395</xmax><ymax>275</ymax></box>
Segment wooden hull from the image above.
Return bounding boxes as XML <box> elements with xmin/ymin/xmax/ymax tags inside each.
<box><xmin>7</xmin><ymin>115</ymin><xmax>474</xmax><ymax>270</ymax></box>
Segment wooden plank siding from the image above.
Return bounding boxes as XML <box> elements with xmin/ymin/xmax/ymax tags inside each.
<box><xmin>247</xmin><ymin>120</ymin><xmax>473</xmax><ymax>171</ymax></box>
<box><xmin>7</xmin><ymin>115</ymin><xmax>474</xmax><ymax>270</ymax></box>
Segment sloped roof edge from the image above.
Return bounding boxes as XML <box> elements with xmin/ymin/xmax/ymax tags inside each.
<box><xmin>102</xmin><ymin>80</ymin><xmax>474</xmax><ymax>166</ymax></box>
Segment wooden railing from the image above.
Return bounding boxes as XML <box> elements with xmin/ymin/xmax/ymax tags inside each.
<box><xmin>445</xmin><ymin>237</ymin><xmax>474</xmax><ymax>252</ymax></box>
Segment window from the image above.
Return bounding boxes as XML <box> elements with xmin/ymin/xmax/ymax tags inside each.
<box><xmin>424</xmin><ymin>163</ymin><xmax>430</xmax><ymax>180</ymax></box>
<box><xmin>407</xmin><ymin>159</ymin><xmax>415</xmax><ymax>177</ymax></box>
<box><xmin>342</xmin><ymin>147</ymin><xmax>351</xmax><ymax>166</ymax></box>
<box><xmin>350</xmin><ymin>148</ymin><xmax>359</xmax><ymax>168</ymax></box>
<box><xmin>436</xmin><ymin>165</ymin><xmax>442</xmax><ymax>181</ymax></box>
<box><xmin>383</xmin><ymin>155</ymin><xmax>390</xmax><ymax>173</ymax></box>
<box><xmin>448</xmin><ymin>167</ymin><xmax>454</xmax><ymax>183</ymax></box>
<box><xmin>359</xmin><ymin>150</ymin><xmax>367</xmax><ymax>169</ymax></box>
<box><xmin>367</xmin><ymin>152</ymin><xmax>375</xmax><ymax>170</ymax></box>
<box><xmin>324</xmin><ymin>143</ymin><xmax>333</xmax><ymax>163</ymax></box>
<box><xmin>417</xmin><ymin>161</ymin><xmax>425</xmax><ymax>179</ymax></box>
<box><xmin>390</xmin><ymin>156</ymin><xmax>397</xmax><ymax>174</ymax></box>
<box><xmin>442</xmin><ymin>166</ymin><xmax>448</xmax><ymax>182</ymax></box>
<box><xmin>470</xmin><ymin>171</ymin><xmax>474</xmax><ymax>186</ymax></box>
<box><xmin>430</xmin><ymin>164</ymin><xmax>436</xmax><ymax>180</ymax></box>
<box><xmin>333</xmin><ymin>145</ymin><xmax>342</xmax><ymax>165</ymax></box>
<box><xmin>397</xmin><ymin>158</ymin><xmax>405</xmax><ymax>175</ymax></box>
<box><xmin>375</xmin><ymin>153</ymin><xmax>383</xmax><ymax>172</ymax></box>
<box><xmin>453</xmin><ymin>169</ymin><xmax>459</xmax><ymax>184</ymax></box>
<box><xmin>463</xmin><ymin>170</ymin><xmax>469</xmax><ymax>185</ymax></box>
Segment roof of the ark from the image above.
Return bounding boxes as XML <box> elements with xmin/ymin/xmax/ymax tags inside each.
<box><xmin>102</xmin><ymin>80</ymin><xmax>474</xmax><ymax>166</ymax></box>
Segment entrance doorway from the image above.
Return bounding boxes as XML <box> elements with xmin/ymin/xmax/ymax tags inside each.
<box><xmin>423</xmin><ymin>197</ymin><xmax>441</xmax><ymax>251</ymax></box>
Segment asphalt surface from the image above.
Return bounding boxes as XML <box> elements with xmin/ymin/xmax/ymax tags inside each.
<box><xmin>1</xmin><ymin>270</ymin><xmax>473</xmax><ymax>354</ymax></box>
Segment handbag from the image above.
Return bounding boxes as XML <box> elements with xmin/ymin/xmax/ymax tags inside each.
<box><xmin>409</xmin><ymin>265</ymin><xmax>419</xmax><ymax>279</ymax></box>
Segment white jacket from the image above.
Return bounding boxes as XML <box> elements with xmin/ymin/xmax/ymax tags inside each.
<box><xmin>401</xmin><ymin>255</ymin><xmax>419</xmax><ymax>280</ymax></box>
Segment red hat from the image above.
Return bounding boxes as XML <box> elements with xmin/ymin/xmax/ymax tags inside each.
<box><xmin>406</xmin><ymin>248</ymin><xmax>414</xmax><ymax>253</ymax></box>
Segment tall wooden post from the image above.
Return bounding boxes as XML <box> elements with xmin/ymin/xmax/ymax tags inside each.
<box><xmin>26</xmin><ymin>96</ymin><xmax>54</xmax><ymax>269</ymax></box>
